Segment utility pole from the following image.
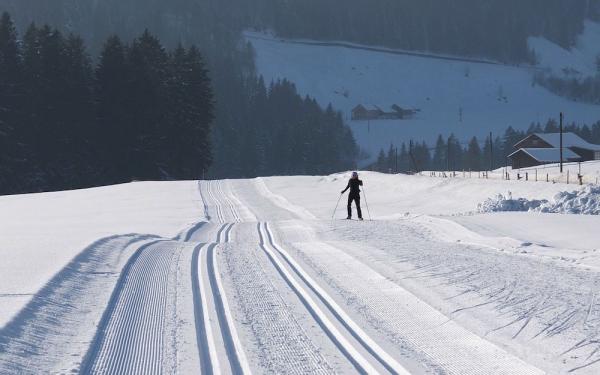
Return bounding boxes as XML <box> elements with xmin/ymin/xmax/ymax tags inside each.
<box><xmin>447</xmin><ymin>136</ymin><xmax>451</xmax><ymax>172</ymax></box>
<box><xmin>489</xmin><ymin>132</ymin><xmax>493</xmax><ymax>172</ymax></box>
<box><xmin>560</xmin><ymin>112</ymin><xmax>564</xmax><ymax>173</ymax></box>
<box><xmin>409</xmin><ymin>140</ymin><xmax>418</xmax><ymax>173</ymax></box>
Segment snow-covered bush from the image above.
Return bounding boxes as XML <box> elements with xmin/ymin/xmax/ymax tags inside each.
<box><xmin>478</xmin><ymin>185</ymin><xmax>600</xmax><ymax>215</ymax></box>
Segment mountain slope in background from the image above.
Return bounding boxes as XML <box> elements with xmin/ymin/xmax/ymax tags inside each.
<box><xmin>530</xmin><ymin>20</ymin><xmax>600</xmax><ymax>78</ymax></box>
<box><xmin>248</xmin><ymin>26</ymin><xmax>600</xmax><ymax>160</ymax></box>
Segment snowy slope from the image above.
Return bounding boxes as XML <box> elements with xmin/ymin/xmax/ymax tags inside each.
<box><xmin>529</xmin><ymin>21</ymin><xmax>600</xmax><ymax>77</ymax></box>
<box><xmin>2</xmin><ymin>175</ymin><xmax>600</xmax><ymax>374</ymax></box>
<box><xmin>246</xmin><ymin>31</ymin><xmax>600</xmax><ymax>160</ymax></box>
<box><xmin>0</xmin><ymin>181</ymin><xmax>204</xmax><ymax>327</ymax></box>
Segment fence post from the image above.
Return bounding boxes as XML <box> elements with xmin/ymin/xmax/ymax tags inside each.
<box><xmin>526</xmin><ymin>172</ymin><xmax>528</xmax><ymax>181</ymax></box>
<box><xmin>567</xmin><ymin>170</ymin><xmax>570</xmax><ymax>184</ymax></box>
<box><xmin>535</xmin><ymin>169</ymin><xmax>538</xmax><ymax>182</ymax></box>
<box><xmin>547</xmin><ymin>173</ymin><xmax>549</xmax><ymax>182</ymax></box>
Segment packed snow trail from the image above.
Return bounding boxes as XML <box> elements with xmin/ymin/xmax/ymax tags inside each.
<box><xmin>3</xmin><ymin>175</ymin><xmax>581</xmax><ymax>374</ymax></box>
<box><xmin>190</xmin><ymin>224</ymin><xmax>252</xmax><ymax>375</ymax></box>
<box><xmin>81</xmin><ymin>240</ymin><xmax>184</xmax><ymax>374</ymax></box>
<box><xmin>258</xmin><ymin>221</ymin><xmax>410</xmax><ymax>374</ymax></box>
<box><xmin>228</xmin><ymin>178</ymin><xmax>547</xmax><ymax>374</ymax></box>
<box><xmin>0</xmin><ymin>234</ymin><xmax>160</xmax><ymax>374</ymax></box>
<box><xmin>200</xmin><ymin>180</ymin><xmax>401</xmax><ymax>373</ymax></box>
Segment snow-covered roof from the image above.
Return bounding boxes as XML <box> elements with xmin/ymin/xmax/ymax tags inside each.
<box><xmin>534</xmin><ymin>133</ymin><xmax>600</xmax><ymax>151</ymax></box>
<box><xmin>363</xmin><ymin>104</ymin><xmax>382</xmax><ymax>111</ymax></box>
<box><xmin>509</xmin><ymin>148</ymin><xmax>582</xmax><ymax>162</ymax></box>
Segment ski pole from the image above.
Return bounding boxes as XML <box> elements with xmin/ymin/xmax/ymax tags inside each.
<box><xmin>362</xmin><ymin>187</ymin><xmax>373</xmax><ymax>221</ymax></box>
<box><xmin>332</xmin><ymin>193</ymin><xmax>343</xmax><ymax>221</ymax></box>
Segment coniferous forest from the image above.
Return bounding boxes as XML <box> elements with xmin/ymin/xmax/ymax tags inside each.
<box><xmin>370</xmin><ymin>119</ymin><xmax>600</xmax><ymax>174</ymax></box>
<box><xmin>4</xmin><ymin>0</ymin><xmax>598</xmax><ymax>64</ymax></box>
<box><xmin>0</xmin><ymin>14</ymin><xmax>214</xmax><ymax>193</ymax></box>
<box><xmin>0</xmin><ymin>12</ymin><xmax>359</xmax><ymax>195</ymax></box>
<box><xmin>2</xmin><ymin>0</ymin><xmax>600</xmax><ymax>194</ymax></box>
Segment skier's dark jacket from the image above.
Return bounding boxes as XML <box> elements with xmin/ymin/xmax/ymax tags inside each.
<box><xmin>342</xmin><ymin>179</ymin><xmax>363</xmax><ymax>196</ymax></box>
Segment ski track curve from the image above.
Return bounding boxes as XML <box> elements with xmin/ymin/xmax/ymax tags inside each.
<box><xmin>82</xmin><ymin>240</ymin><xmax>182</xmax><ymax>375</ymax></box>
<box><xmin>191</xmin><ymin>183</ymin><xmax>253</xmax><ymax>374</ymax></box>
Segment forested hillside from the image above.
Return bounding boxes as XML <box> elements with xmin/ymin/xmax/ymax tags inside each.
<box><xmin>2</xmin><ymin>0</ymin><xmax>599</xmax><ymax>192</ymax></box>
<box><xmin>237</xmin><ymin>0</ymin><xmax>600</xmax><ymax>63</ymax></box>
<box><xmin>3</xmin><ymin>0</ymin><xmax>599</xmax><ymax>63</ymax></box>
<box><xmin>0</xmin><ymin>11</ymin><xmax>358</xmax><ymax>194</ymax></box>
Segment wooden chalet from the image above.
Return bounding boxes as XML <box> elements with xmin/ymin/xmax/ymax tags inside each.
<box><xmin>509</xmin><ymin>132</ymin><xmax>600</xmax><ymax>169</ymax></box>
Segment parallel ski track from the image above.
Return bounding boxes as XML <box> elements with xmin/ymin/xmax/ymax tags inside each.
<box><xmin>81</xmin><ymin>240</ymin><xmax>179</xmax><ymax>375</ymax></box>
<box><xmin>224</xmin><ymin>228</ymin><xmax>336</xmax><ymax>374</ymax></box>
<box><xmin>195</xmin><ymin>181</ymin><xmax>251</xmax><ymax>374</ymax></box>
<box><xmin>294</xmin><ymin>240</ymin><xmax>546</xmax><ymax>375</ymax></box>
<box><xmin>257</xmin><ymin>222</ymin><xmax>410</xmax><ymax>375</ymax></box>
<box><xmin>202</xmin><ymin>180</ymin><xmax>242</xmax><ymax>224</ymax></box>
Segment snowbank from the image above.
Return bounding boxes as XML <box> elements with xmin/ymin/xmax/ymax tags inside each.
<box><xmin>478</xmin><ymin>185</ymin><xmax>600</xmax><ymax>215</ymax></box>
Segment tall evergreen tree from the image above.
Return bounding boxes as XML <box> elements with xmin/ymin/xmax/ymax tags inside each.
<box><xmin>0</xmin><ymin>12</ymin><xmax>21</xmax><ymax>192</ymax></box>
<box><xmin>432</xmin><ymin>135</ymin><xmax>447</xmax><ymax>171</ymax></box>
<box><xmin>465</xmin><ymin>136</ymin><xmax>482</xmax><ymax>171</ymax></box>
<box><xmin>126</xmin><ymin>30</ymin><xmax>170</xmax><ymax>180</ymax></box>
<box><xmin>95</xmin><ymin>35</ymin><xmax>131</xmax><ymax>183</ymax></box>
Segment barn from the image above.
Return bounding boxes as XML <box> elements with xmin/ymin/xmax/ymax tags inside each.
<box><xmin>351</xmin><ymin>104</ymin><xmax>383</xmax><ymax>120</ymax></box>
<box><xmin>351</xmin><ymin>104</ymin><xmax>419</xmax><ymax>121</ymax></box>
<box><xmin>509</xmin><ymin>132</ymin><xmax>600</xmax><ymax>169</ymax></box>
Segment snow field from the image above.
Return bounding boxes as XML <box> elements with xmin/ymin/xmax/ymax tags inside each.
<box><xmin>0</xmin><ymin>181</ymin><xmax>203</xmax><ymax>328</ymax></box>
<box><xmin>2</xmin><ymin>171</ymin><xmax>600</xmax><ymax>373</ymax></box>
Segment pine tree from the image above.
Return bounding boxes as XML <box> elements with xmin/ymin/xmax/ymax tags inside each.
<box><xmin>376</xmin><ymin>148</ymin><xmax>386</xmax><ymax>172</ymax></box>
<box><xmin>386</xmin><ymin>144</ymin><xmax>396</xmax><ymax>172</ymax></box>
<box><xmin>447</xmin><ymin>134</ymin><xmax>463</xmax><ymax>171</ymax></box>
<box><xmin>60</xmin><ymin>33</ymin><xmax>95</xmax><ymax>187</ymax></box>
<box><xmin>167</xmin><ymin>44</ymin><xmax>214</xmax><ymax>179</ymax></box>
<box><xmin>465</xmin><ymin>137</ymin><xmax>482</xmax><ymax>171</ymax></box>
<box><xmin>127</xmin><ymin>30</ymin><xmax>169</xmax><ymax>180</ymax></box>
<box><xmin>432</xmin><ymin>135</ymin><xmax>446</xmax><ymax>171</ymax></box>
<box><xmin>0</xmin><ymin>12</ymin><xmax>22</xmax><ymax>193</ymax></box>
<box><xmin>95</xmin><ymin>35</ymin><xmax>131</xmax><ymax>183</ymax></box>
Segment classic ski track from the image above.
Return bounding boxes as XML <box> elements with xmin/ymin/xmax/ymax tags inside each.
<box><xmin>257</xmin><ymin>222</ymin><xmax>409</xmax><ymax>375</ymax></box>
<box><xmin>196</xmin><ymin>224</ymin><xmax>251</xmax><ymax>375</ymax></box>
<box><xmin>83</xmin><ymin>240</ymin><xmax>181</xmax><ymax>375</ymax></box>
<box><xmin>195</xmin><ymin>181</ymin><xmax>252</xmax><ymax>374</ymax></box>
<box><xmin>224</xmin><ymin>227</ymin><xmax>336</xmax><ymax>374</ymax></box>
<box><xmin>292</xmin><ymin>239</ymin><xmax>546</xmax><ymax>375</ymax></box>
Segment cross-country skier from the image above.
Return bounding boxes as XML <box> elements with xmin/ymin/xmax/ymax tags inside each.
<box><xmin>341</xmin><ymin>172</ymin><xmax>363</xmax><ymax>220</ymax></box>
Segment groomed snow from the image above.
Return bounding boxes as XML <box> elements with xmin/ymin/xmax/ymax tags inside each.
<box><xmin>2</xmin><ymin>173</ymin><xmax>600</xmax><ymax>374</ymax></box>
<box><xmin>0</xmin><ymin>181</ymin><xmax>203</xmax><ymax>327</ymax></box>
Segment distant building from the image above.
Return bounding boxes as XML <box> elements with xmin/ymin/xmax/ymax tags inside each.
<box><xmin>351</xmin><ymin>104</ymin><xmax>384</xmax><ymax>120</ymax></box>
<box><xmin>351</xmin><ymin>104</ymin><xmax>419</xmax><ymax>121</ymax></box>
<box><xmin>509</xmin><ymin>132</ymin><xmax>600</xmax><ymax>169</ymax></box>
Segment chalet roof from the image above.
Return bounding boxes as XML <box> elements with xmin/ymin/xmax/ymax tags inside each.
<box><xmin>508</xmin><ymin>148</ymin><xmax>582</xmax><ymax>162</ymax></box>
<box><xmin>352</xmin><ymin>104</ymin><xmax>381</xmax><ymax>111</ymax></box>
<box><xmin>363</xmin><ymin>104</ymin><xmax>382</xmax><ymax>111</ymax></box>
<box><xmin>533</xmin><ymin>133</ymin><xmax>600</xmax><ymax>151</ymax></box>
